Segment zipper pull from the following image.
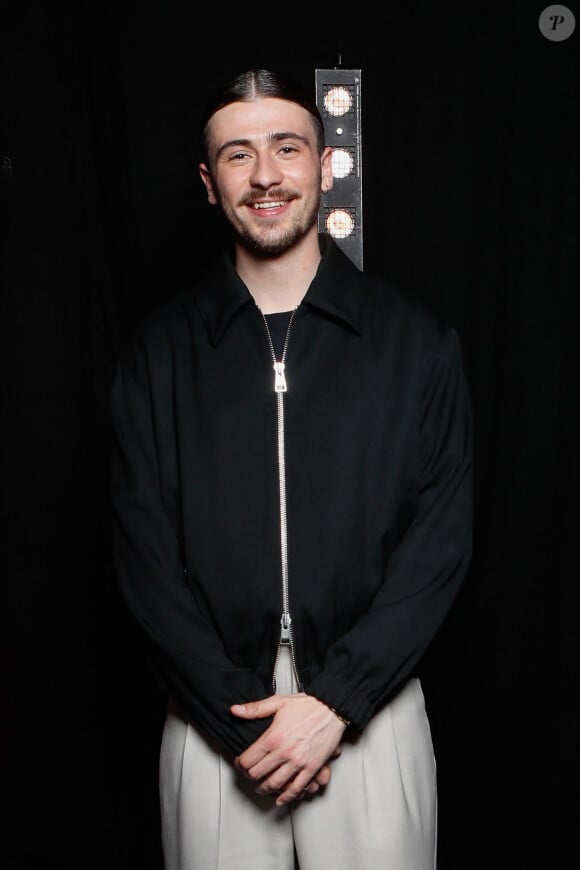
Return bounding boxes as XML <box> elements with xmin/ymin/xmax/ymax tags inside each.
<box><xmin>280</xmin><ymin>612</ymin><xmax>292</xmax><ymax>644</ymax></box>
<box><xmin>274</xmin><ymin>361</ymin><xmax>287</xmax><ymax>393</ymax></box>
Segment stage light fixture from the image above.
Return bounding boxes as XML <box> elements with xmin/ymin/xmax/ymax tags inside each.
<box><xmin>324</xmin><ymin>86</ymin><xmax>353</xmax><ymax>117</ymax></box>
<box><xmin>315</xmin><ymin>67</ymin><xmax>363</xmax><ymax>270</ymax></box>
<box><xmin>325</xmin><ymin>208</ymin><xmax>355</xmax><ymax>238</ymax></box>
<box><xmin>331</xmin><ymin>147</ymin><xmax>355</xmax><ymax>179</ymax></box>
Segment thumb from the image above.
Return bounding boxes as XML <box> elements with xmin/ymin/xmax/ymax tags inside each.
<box><xmin>230</xmin><ymin>696</ymin><xmax>282</xmax><ymax>719</ymax></box>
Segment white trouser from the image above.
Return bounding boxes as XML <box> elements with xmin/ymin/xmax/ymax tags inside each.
<box><xmin>159</xmin><ymin>649</ymin><xmax>437</xmax><ymax>869</ymax></box>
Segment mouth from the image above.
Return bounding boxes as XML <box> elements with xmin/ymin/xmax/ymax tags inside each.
<box><xmin>240</xmin><ymin>191</ymin><xmax>298</xmax><ymax>218</ymax></box>
<box><xmin>250</xmin><ymin>200</ymin><xmax>287</xmax><ymax>210</ymax></box>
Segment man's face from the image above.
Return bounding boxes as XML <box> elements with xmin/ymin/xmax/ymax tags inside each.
<box><xmin>199</xmin><ymin>97</ymin><xmax>333</xmax><ymax>257</ymax></box>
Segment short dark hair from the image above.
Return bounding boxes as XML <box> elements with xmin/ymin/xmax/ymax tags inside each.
<box><xmin>200</xmin><ymin>68</ymin><xmax>325</xmax><ymax>165</ymax></box>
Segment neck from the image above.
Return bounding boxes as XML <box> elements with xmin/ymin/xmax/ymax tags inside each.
<box><xmin>234</xmin><ymin>232</ymin><xmax>321</xmax><ymax>314</ymax></box>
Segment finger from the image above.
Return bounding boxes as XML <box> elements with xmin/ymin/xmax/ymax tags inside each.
<box><xmin>254</xmin><ymin>760</ymin><xmax>300</xmax><ymax>794</ymax></box>
<box><xmin>291</xmin><ymin>780</ymin><xmax>320</xmax><ymax>802</ymax></box>
<box><xmin>275</xmin><ymin>771</ymin><xmax>315</xmax><ymax>806</ymax></box>
<box><xmin>230</xmin><ymin>696</ymin><xmax>283</xmax><ymax>720</ymax></box>
<box><xmin>235</xmin><ymin>742</ymin><xmax>271</xmax><ymax>774</ymax></box>
<box><xmin>313</xmin><ymin>764</ymin><xmax>332</xmax><ymax>787</ymax></box>
<box><xmin>246</xmin><ymin>754</ymin><xmax>293</xmax><ymax>786</ymax></box>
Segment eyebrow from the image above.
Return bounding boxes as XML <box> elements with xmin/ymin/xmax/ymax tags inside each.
<box><xmin>214</xmin><ymin>131</ymin><xmax>310</xmax><ymax>161</ymax></box>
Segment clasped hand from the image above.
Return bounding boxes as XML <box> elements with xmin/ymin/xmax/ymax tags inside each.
<box><xmin>231</xmin><ymin>692</ymin><xmax>346</xmax><ymax>806</ymax></box>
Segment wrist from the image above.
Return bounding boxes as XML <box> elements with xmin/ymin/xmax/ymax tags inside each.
<box><xmin>326</xmin><ymin>704</ymin><xmax>350</xmax><ymax>728</ymax></box>
<box><xmin>309</xmin><ymin>694</ymin><xmax>350</xmax><ymax>728</ymax></box>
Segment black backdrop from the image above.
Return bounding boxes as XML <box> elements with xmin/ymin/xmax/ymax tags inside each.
<box><xmin>1</xmin><ymin>2</ymin><xmax>578</xmax><ymax>868</ymax></box>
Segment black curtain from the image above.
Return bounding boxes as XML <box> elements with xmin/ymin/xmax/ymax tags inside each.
<box><xmin>1</xmin><ymin>2</ymin><xmax>578</xmax><ymax>868</ymax></box>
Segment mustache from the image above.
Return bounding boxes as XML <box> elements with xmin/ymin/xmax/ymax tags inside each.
<box><xmin>238</xmin><ymin>189</ymin><xmax>299</xmax><ymax>207</ymax></box>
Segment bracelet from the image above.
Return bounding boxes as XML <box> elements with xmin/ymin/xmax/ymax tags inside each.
<box><xmin>307</xmin><ymin>693</ymin><xmax>351</xmax><ymax>727</ymax></box>
<box><xmin>326</xmin><ymin>704</ymin><xmax>351</xmax><ymax>728</ymax></box>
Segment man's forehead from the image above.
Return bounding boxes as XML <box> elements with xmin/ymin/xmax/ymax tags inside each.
<box><xmin>207</xmin><ymin>97</ymin><xmax>316</xmax><ymax>147</ymax></box>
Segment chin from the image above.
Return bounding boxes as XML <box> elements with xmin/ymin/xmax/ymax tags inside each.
<box><xmin>237</xmin><ymin>219</ymin><xmax>316</xmax><ymax>258</ymax></box>
<box><xmin>246</xmin><ymin>237</ymin><xmax>298</xmax><ymax>258</ymax></box>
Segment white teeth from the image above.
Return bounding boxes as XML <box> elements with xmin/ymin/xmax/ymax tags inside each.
<box><xmin>252</xmin><ymin>201</ymin><xmax>285</xmax><ymax>209</ymax></box>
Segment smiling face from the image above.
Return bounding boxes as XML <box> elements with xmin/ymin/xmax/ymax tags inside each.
<box><xmin>199</xmin><ymin>97</ymin><xmax>333</xmax><ymax>257</ymax></box>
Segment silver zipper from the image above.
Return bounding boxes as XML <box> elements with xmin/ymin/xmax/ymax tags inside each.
<box><xmin>259</xmin><ymin>306</ymin><xmax>303</xmax><ymax>692</ymax></box>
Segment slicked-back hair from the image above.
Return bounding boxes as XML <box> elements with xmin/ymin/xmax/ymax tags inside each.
<box><xmin>200</xmin><ymin>68</ymin><xmax>326</xmax><ymax>166</ymax></box>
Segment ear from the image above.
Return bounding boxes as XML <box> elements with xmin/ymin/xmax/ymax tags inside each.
<box><xmin>320</xmin><ymin>146</ymin><xmax>334</xmax><ymax>194</ymax></box>
<box><xmin>199</xmin><ymin>162</ymin><xmax>218</xmax><ymax>205</ymax></box>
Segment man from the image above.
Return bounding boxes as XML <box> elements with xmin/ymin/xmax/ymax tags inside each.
<box><xmin>110</xmin><ymin>68</ymin><xmax>473</xmax><ymax>869</ymax></box>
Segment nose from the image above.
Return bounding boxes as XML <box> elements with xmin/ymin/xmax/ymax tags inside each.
<box><xmin>249</xmin><ymin>152</ymin><xmax>283</xmax><ymax>189</ymax></box>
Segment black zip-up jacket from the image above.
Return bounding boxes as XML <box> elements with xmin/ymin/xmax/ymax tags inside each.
<box><xmin>110</xmin><ymin>235</ymin><xmax>473</xmax><ymax>757</ymax></box>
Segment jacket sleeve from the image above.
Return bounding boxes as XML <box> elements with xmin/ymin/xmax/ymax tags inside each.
<box><xmin>306</xmin><ymin>326</ymin><xmax>473</xmax><ymax>730</ymax></box>
<box><xmin>110</xmin><ymin>353</ymin><xmax>271</xmax><ymax>757</ymax></box>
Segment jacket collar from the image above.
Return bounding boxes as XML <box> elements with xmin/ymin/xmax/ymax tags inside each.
<box><xmin>194</xmin><ymin>233</ymin><xmax>364</xmax><ymax>346</ymax></box>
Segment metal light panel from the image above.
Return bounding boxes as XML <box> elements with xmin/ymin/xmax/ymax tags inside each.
<box><xmin>315</xmin><ymin>68</ymin><xmax>363</xmax><ymax>270</ymax></box>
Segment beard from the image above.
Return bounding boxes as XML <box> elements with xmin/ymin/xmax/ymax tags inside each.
<box><xmin>216</xmin><ymin>185</ymin><xmax>322</xmax><ymax>258</ymax></box>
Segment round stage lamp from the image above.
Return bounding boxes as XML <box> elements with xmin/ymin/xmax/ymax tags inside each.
<box><xmin>326</xmin><ymin>209</ymin><xmax>354</xmax><ymax>239</ymax></box>
<box><xmin>331</xmin><ymin>148</ymin><xmax>354</xmax><ymax>179</ymax></box>
<box><xmin>323</xmin><ymin>86</ymin><xmax>353</xmax><ymax>117</ymax></box>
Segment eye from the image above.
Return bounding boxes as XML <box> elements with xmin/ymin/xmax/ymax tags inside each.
<box><xmin>228</xmin><ymin>151</ymin><xmax>249</xmax><ymax>162</ymax></box>
<box><xmin>278</xmin><ymin>144</ymin><xmax>299</xmax><ymax>156</ymax></box>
